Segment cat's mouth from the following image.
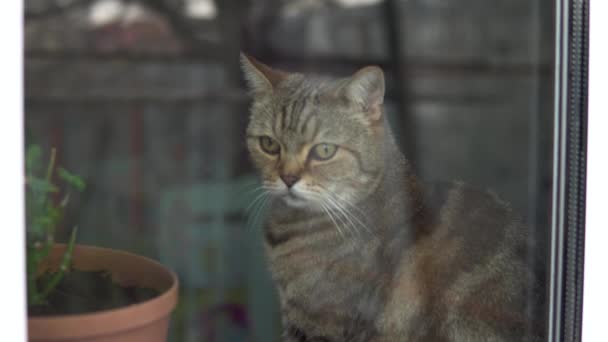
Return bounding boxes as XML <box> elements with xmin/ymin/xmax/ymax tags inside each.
<box><xmin>282</xmin><ymin>190</ymin><xmax>308</xmax><ymax>207</ymax></box>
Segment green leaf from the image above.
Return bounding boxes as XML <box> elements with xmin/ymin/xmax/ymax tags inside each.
<box><xmin>45</xmin><ymin>205</ymin><xmax>62</xmax><ymax>223</ymax></box>
<box><xmin>57</xmin><ymin>168</ymin><xmax>86</xmax><ymax>192</ymax></box>
<box><xmin>26</xmin><ymin>145</ymin><xmax>42</xmax><ymax>174</ymax></box>
<box><xmin>25</xmin><ymin>145</ymin><xmax>86</xmax><ymax>305</ymax></box>
<box><xmin>34</xmin><ymin>216</ymin><xmax>53</xmax><ymax>228</ymax></box>
<box><xmin>27</xmin><ymin>177</ymin><xmax>59</xmax><ymax>194</ymax></box>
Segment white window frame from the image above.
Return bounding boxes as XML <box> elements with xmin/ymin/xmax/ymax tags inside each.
<box><xmin>0</xmin><ymin>0</ymin><xmax>26</xmax><ymax>340</ymax></box>
<box><xmin>1</xmin><ymin>1</ymin><xmax>605</xmax><ymax>341</ymax></box>
<box><xmin>582</xmin><ymin>1</ymin><xmax>608</xmax><ymax>341</ymax></box>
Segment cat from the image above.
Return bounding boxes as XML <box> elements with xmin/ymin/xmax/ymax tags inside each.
<box><xmin>240</xmin><ymin>53</ymin><xmax>543</xmax><ymax>342</ymax></box>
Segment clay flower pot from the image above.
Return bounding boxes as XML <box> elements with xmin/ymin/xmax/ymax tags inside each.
<box><xmin>28</xmin><ymin>244</ymin><xmax>179</xmax><ymax>342</ymax></box>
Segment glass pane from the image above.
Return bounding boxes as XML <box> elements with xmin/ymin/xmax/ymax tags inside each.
<box><xmin>25</xmin><ymin>0</ymin><xmax>554</xmax><ymax>341</ymax></box>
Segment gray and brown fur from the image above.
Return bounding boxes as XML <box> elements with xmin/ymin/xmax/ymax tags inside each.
<box><xmin>241</xmin><ymin>54</ymin><xmax>542</xmax><ymax>342</ymax></box>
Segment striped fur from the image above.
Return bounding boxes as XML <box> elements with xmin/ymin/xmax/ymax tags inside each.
<box><xmin>241</xmin><ymin>54</ymin><xmax>543</xmax><ymax>342</ymax></box>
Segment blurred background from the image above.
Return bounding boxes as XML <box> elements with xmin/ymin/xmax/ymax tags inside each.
<box><xmin>24</xmin><ymin>0</ymin><xmax>555</xmax><ymax>341</ymax></box>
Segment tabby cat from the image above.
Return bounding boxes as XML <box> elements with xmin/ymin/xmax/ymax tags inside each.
<box><xmin>241</xmin><ymin>54</ymin><xmax>542</xmax><ymax>342</ymax></box>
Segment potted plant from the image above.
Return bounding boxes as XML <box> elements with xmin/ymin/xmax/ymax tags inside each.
<box><xmin>26</xmin><ymin>145</ymin><xmax>179</xmax><ymax>342</ymax></box>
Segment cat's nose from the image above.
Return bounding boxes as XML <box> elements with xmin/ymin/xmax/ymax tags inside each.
<box><xmin>280</xmin><ymin>174</ymin><xmax>300</xmax><ymax>188</ymax></box>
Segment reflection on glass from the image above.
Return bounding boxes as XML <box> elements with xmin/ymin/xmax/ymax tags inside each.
<box><xmin>25</xmin><ymin>0</ymin><xmax>553</xmax><ymax>341</ymax></box>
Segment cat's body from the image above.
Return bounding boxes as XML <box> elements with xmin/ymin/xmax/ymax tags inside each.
<box><xmin>241</xmin><ymin>54</ymin><xmax>542</xmax><ymax>341</ymax></box>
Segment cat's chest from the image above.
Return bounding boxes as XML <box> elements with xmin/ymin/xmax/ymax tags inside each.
<box><xmin>267</xmin><ymin>235</ymin><xmax>368</xmax><ymax>292</ymax></box>
<box><xmin>275</xmin><ymin>259</ymin><xmax>382</xmax><ymax>342</ymax></box>
<box><xmin>266</xmin><ymin>228</ymin><xmax>384</xmax><ymax>329</ymax></box>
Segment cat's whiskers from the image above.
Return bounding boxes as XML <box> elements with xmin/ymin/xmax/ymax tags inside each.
<box><xmin>319</xmin><ymin>200</ymin><xmax>346</xmax><ymax>239</ymax></box>
<box><xmin>324</xmin><ymin>195</ymin><xmax>366</xmax><ymax>237</ymax></box>
<box><xmin>302</xmin><ymin>189</ymin><xmax>360</xmax><ymax>239</ymax></box>
<box><xmin>325</xmin><ymin>197</ymin><xmax>356</xmax><ymax>238</ymax></box>
<box><xmin>242</xmin><ymin>185</ymin><xmax>268</xmax><ymax>197</ymax></box>
<box><xmin>240</xmin><ymin>182</ymin><xmax>264</xmax><ymax>192</ymax></box>
<box><xmin>248</xmin><ymin>193</ymin><xmax>272</xmax><ymax>231</ymax></box>
<box><xmin>231</xmin><ymin>183</ymin><xmax>266</xmax><ymax>208</ymax></box>
<box><xmin>245</xmin><ymin>188</ymin><xmax>275</xmax><ymax>230</ymax></box>
<box><xmin>245</xmin><ymin>188</ymin><xmax>272</xmax><ymax>213</ymax></box>
<box><xmin>324</xmin><ymin>188</ymin><xmax>367</xmax><ymax>218</ymax></box>
<box><xmin>244</xmin><ymin>184</ymin><xmax>276</xmax><ymax>218</ymax></box>
<box><xmin>327</xmin><ymin>192</ymin><xmax>372</xmax><ymax>236</ymax></box>
<box><xmin>244</xmin><ymin>182</ymin><xmax>283</xmax><ymax>230</ymax></box>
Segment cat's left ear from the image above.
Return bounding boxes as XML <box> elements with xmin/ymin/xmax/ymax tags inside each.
<box><xmin>344</xmin><ymin>66</ymin><xmax>385</xmax><ymax>121</ymax></box>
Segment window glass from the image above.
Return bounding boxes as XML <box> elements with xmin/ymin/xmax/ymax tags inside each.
<box><xmin>25</xmin><ymin>0</ymin><xmax>554</xmax><ymax>341</ymax></box>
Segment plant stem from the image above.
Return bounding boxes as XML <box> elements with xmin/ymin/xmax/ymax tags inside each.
<box><xmin>27</xmin><ymin>246</ymin><xmax>41</xmax><ymax>305</ymax></box>
<box><xmin>37</xmin><ymin>226</ymin><xmax>78</xmax><ymax>302</ymax></box>
<box><xmin>45</xmin><ymin>148</ymin><xmax>56</xmax><ymax>183</ymax></box>
<box><xmin>43</xmin><ymin>148</ymin><xmax>58</xmax><ymax>261</ymax></box>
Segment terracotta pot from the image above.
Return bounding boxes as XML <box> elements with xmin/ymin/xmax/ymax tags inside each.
<box><xmin>28</xmin><ymin>244</ymin><xmax>179</xmax><ymax>342</ymax></box>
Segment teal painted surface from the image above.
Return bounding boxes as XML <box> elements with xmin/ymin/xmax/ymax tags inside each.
<box><xmin>159</xmin><ymin>176</ymin><xmax>280</xmax><ymax>342</ymax></box>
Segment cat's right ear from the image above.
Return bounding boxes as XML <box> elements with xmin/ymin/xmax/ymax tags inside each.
<box><xmin>240</xmin><ymin>53</ymin><xmax>288</xmax><ymax>95</ymax></box>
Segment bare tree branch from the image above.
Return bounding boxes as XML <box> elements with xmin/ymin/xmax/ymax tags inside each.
<box><xmin>25</xmin><ymin>0</ymin><xmax>97</xmax><ymax>20</ymax></box>
<box><xmin>140</xmin><ymin>0</ymin><xmax>222</xmax><ymax>54</ymax></box>
<box><xmin>241</xmin><ymin>0</ymin><xmax>280</xmax><ymax>55</ymax></box>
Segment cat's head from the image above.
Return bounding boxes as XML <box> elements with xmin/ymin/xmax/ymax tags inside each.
<box><xmin>241</xmin><ymin>54</ymin><xmax>388</xmax><ymax>210</ymax></box>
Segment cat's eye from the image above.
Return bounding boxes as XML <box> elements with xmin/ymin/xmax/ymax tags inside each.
<box><xmin>259</xmin><ymin>136</ymin><xmax>280</xmax><ymax>155</ymax></box>
<box><xmin>310</xmin><ymin>143</ymin><xmax>338</xmax><ymax>161</ymax></box>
